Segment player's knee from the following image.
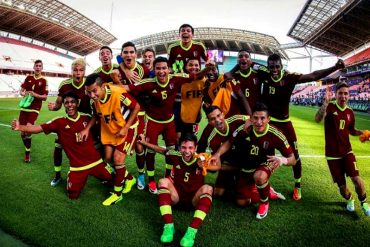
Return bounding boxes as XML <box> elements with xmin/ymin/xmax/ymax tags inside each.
<box><xmin>236</xmin><ymin>198</ymin><xmax>251</xmax><ymax>207</ymax></box>
<box><xmin>253</xmin><ymin>171</ymin><xmax>267</xmax><ymax>185</ymax></box>
<box><xmin>200</xmin><ymin>185</ymin><xmax>213</xmax><ymax>195</ymax></box>
<box><xmin>213</xmin><ymin>187</ymin><xmax>224</xmax><ymax>197</ymax></box>
<box><xmin>158</xmin><ymin>178</ymin><xmax>170</xmax><ymax>188</ymax></box>
<box><xmin>68</xmin><ymin>190</ymin><xmax>81</xmax><ymax>200</ymax></box>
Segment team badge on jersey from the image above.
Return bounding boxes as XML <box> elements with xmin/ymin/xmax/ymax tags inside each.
<box><xmin>263</xmin><ymin>141</ymin><xmax>269</xmax><ymax>150</ymax></box>
<box><xmin>193</xmin><ymin>51</ymin><xmax>198</xmax><ymax>57</ymax></box>
<box><xmin>253</xmin><ymin>78</ymin><xmax>258</xmax><ymax>85</ymax></box>
<box><xmin>347</xmin><ymin>114</ymin><xmax>350</xmax><ymax>121</ymax></box>
<box><xmin>83</xmin><ymin>121</ymin><xmax>87</xmax><ymax>128</ymax></box>
<box><xmin>169</xmin><ymin>83</ymin><xmax>174</xmax><ymax>90</ymax></box>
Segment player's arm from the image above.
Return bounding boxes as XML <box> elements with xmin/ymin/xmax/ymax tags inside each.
<box><xmin>19</xmin><ymin>87</ymin><xmax>27</xmax><ymax>96</ymax></box>
<box><xmin>48</xmin><ymin>96</ymin><xmax>63</xmax><ymax>111</ymax></box>
<box><xmin>349</xmin><ymin>116</ymin><xmax>363</xmax><ymax>136</ymax></box>
<box><xmin>315</xmin><ymin>86</ymin><xmax>332</xmax><ymax>123</ymax></box>
<box><xmin>111</xmin><ymin>69</ymin><xmax>123</xmax><ymax>86</ymax></box>
<box><xmin>298</xmin><ymin>59</ymin><xmax>345</xmax><ymax>83</ymax></box>
<box><xmin>266</xmin><ymin>153</ymin><xmax>296</xmax><ymax>170</ymax></box>
<box><xmin>11</xmin><ymin>119</ymin><xmax>43</xmax><ymax>134</ymax></box>
<box><xmin>208</xmin><ymin>140</ymin><xmax>233</xmax><ymax>166</ymax></box>
<box><xmin>235</xmin><ymin>88</ymin><xmax>252</xmax><ymax>116</ymax></box>
<box><xmin>137</xmin><ymin>134</ymin><xmax>167</xmax><ymax>154</ymax></box>
<box><xmin>194</xmin><ymin>61</ymin><xmax>216</xmax><ymax>80</ymax></box>
<box><xmin>117</xmin><ymin>55</ymin><xmax>140</xmax><ymax>83</ymax></box>
<box><xmin>79</xmin><ymin>115</ymin><xmax>97</xmax><ymax>141</ymax></box>
<box><xmin>116</xmin><ymin>94</ymin><xmax>140</xmax><ymax>138</ymax></box>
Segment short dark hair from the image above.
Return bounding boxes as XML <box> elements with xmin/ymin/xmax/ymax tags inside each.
<box><xmin>336</xmin><ymin>81</ymin><xmax>349</xmax><ymax>91</ymax></box>
<box><xmin>179</xmin><ymin>133</ymin><xmax>197</xmax><ymax>145</ymax></box>
<box><xmin>184</xmin><ymin>56</ymin><xmax>200</xmax><ymax>73</ymax></box>
<box><xmin>204</xmin><ymin>105</ymin><xmax>221</xmax><ymax>117</ymax></box>
<box><xmin>85</xmin><ymin>73</ymin><xmax>103</xmax><ymax>86</ymax></box>
<box><xmin>179</xmin><ymin>24</ymin><xmax>194</xmax><ymax>34</ymax></box>
<box><xmin>153</xmin><ymin>56</ymin><xmax>169</xmax><ymax>68</ymax></box>
<box><xmin>62</xmin><ymin>91</ymin><xmax>79</xmax><ymax>102</ymax></box>
<box><xmin>142</xmin><ymin>48</ymin><xmax>156</xmax><ymax>56</ymax></box>
<box><xmin>100</xmin><ymin>46</ymin><xmax>112</xmax><ymax>54</ymax></box>
<box><xmin>267</xmin><ymin>53</ymin><xmax>282</xmax><ymax>64</ymax></box>
<box><xmin>252</xmin><ymin>102</ymin><xmax>269</xmax><ymax>115</ymax></box>
<box><xmin>121</xmin><ymin>41</ymin><xmax>136</xmax><ymax>53</ymax></box>
<box><xmin>34</xmin><ymin>59</ymin><xmax>42</xmax><ymax>65</ymax></box>
<box><xmin>238</xmin><ymin>49</ymin><xmax>250</xmax><ymax>55</ymax></box>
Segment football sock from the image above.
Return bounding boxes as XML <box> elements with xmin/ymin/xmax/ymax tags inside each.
<box><xmin>190</xmin><ymin>193</ymin><xmax>212</xmax><ymax>229</ymax></box>
<box><xmin>359</xmin><ymin>193</ymin><xmax>367</xmax><ymax>205</ymax></box>
<box><xmin>158</xmin><ymin>187</ymin><xmax>173</xmax><ymax>224</ymax></box>
<box><xmin>114</xmin><ymin>164</ymin><xmax>126</xmax><ymax>196</ymax></box>
<box><xmin>146</xmin><ymin>151</ymin><xmax>155</xmax><ymax>182</ymax></box>
<box><xmin>136</xmin><ymin>150</ymin><xmax>145</xmax><ymax>173</ymax></box>
<box><xmin>257</xmin><ymin>182</ymin><xmax>270</xmax><ymax>203</ymax></box>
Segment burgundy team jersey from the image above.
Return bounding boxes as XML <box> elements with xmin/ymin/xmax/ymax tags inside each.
<box><xmin>198</xmin><ymin>115</ymin><xmax>248</xmax><ymax>162</ymax></box>
<box><xmin>94</xmin><ymin>64</ymin><xmax>120</xmax><ymax>83</ymax></box>
<box><xmin>20</xmin><ymin>75</ymin><xmax>48</xmax><ymax>112</ymax></box>
<box><xmin>58</xmin><ymin>78</ymin><xmax>91</xmax><ymax>114</ymax></box>
<box><xmin>128</xmin><ymin>74</ymin><xmax>194</xmax><ymax>122</ymax></box>
<box><xmin>165</xmin><ymin>150</ymin><xmax>204</xmax><ymax>195</ymax></box>
<box><xmin>261</xmin><ymin>71</ymin><xmax>301</xmax><ymax>120</ymax></box>
<box><xmin>41</xmin><ymin>113</ymin><xmax>102</xmax><ymax>168</ymax></box>
<box><xmin>324</xmin><ymin>102</ymin><xmax>356</xmax><ymax>158</ymax></box>
<box><xmin>230</xmin><ymin>124</ymin><xmax>293</xmax><ymax>170</ymax></box>
<box><xmin>168</xmin><ymin>41</ymin><xmax>208</xmax><ymax>73</ymax></box>
<box><xmin>118</xmin><ymin>62</ymin><xmax>150</xmax><ymax>85</ymax></box>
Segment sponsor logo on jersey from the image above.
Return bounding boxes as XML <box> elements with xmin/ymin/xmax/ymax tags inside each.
<box><xmin>169</xmin><ymin>83</ymin><xmax>174</xmax><ymax>90</ymax></box>
<box><xmin>152</xmin><ymin>89</ymin><xmax>157</xmax><ymax>93</ymax></box>
<box><xmin>83</xmin><ymin>122</ymin><xmax>87</xmax><ymax>128</ymax></box>
<box><xmin>176</xmin><ymin>165</ymin><xmax>181</xmax><ymax>169</ymax></box>
<box><xmin>263</xmin><ymin>141</ymin><xmax>269</xmax><ymax>149</ymax></box>
<box><xmin>333</xmin><ymin>112</ymin><xmax>338</xmax><ymax>116</ymax></box>
<box><xmin>65</xmin><ymin>125</ymin><xmax>70</xmax><ymax>129</ymax></box>
<box><xmin>347</xmin><ymin>114</ymin><xmax>350</xmax><ymax>121</ymax></box>
<box><xmin>193</xmin><ymin>51</ymin><xmax>198</xmax><ymax>57</ymax></box>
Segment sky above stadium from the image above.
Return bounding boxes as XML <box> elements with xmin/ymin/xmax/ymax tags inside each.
<box><xmin>59</xmin><ymin>0</ymin><xmax>337</xmax><ymax>73</ymax></box>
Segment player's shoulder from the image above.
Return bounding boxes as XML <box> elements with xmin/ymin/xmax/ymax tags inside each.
<box><xmin>192</xmin><ymin>40</ymin><xmax>206</xmax><ymax>48</ymax></box>
<box><xmin>268</xmin><ymin>124</ymin><xmax>287</xmax><ymax>140</ymax></box>
<box><xmin>58</xmin><ymin>78</ymin><xmax>73</xmax><ymax>89</ymax></box>
<box><xmin>94</xmin><ymin>66</ymin><xmax>102</xmax><ymax>73</ymax></box>
<box><xmin>45</xmin><ymin>116</ymin><xmax>64</xmax><ymax>124</ymax></box>
<box><xmin>226</xmin><ymin>114</ymin><xmax>249</xmax><ymax>124</ymax></box>
<box><xmin>168</xmin><ymin>41</ymin><xmax>181</xmax><ymax>51</ymax></box>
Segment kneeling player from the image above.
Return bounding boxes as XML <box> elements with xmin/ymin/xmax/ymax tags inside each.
<box><xmin>139</xmin><ymin>133</ymin><xmax>220</xmax><ymax>247</ymax></box>
<box><xmin>11</xmin><ymin>91</ymin><xmax>113</xmax><ymax>199</ymax></box>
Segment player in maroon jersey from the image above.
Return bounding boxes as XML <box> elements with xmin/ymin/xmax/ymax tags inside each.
<box><xmin>261</xmin><ymin>53</ymin><xmax>345</xmax><ymax>200</ymax></box>
<box><xmin>138</xmin><ymin>133</ymin><xmax>220</xmax><ymax>247</ymax></box>
<box><xmin>168</xmin><ymin>24</ymin><xmax>208</xmax><ymax>73</ymax></box>
<box><xmin>94</xmin><ymin>46</ymin><xmax>122</xmax><ymax>85</ymax></box>
<box><xmin>315</xmin><ymin>83</ymin><xmax>370</xmax><ymax>216</ymax></box>
<box><xmin>211</xmin><ymin>102</ymin><xmax>296</xmax><ymax>219</ymax></box>
<box><xmin>12</xmin><ymin>91</ymin><xmax>113</xmax><ymax>200</ymax></box>
<box><xmin>123</xmin><ymin>56</ymin><xmax>214</xmax><ymax>194</ymax></box>
<box><xmin>142</xmin><ymin>47</ymin><xmax>156</xmax><ymax>77</ymax></box>
<box><xmin>47</xmin><ymin>58</ymin><xmax>90</xmax><ymax>187</ymax></box>
<box><xmin>18</xmin><ymin>59</ymin><xmax>48</xmax><ymax>163</ymax></box>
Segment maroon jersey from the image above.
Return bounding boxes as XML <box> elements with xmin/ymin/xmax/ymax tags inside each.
<box><xmin>94</xmin><ymin>64</ymin><xmax>120</xmax><ymax>83</ymax></box>
<box><xmin>234</xmin><ymin>67</ymin><xmax>262</xmax><ymax>111</ymax></box>
<box><xmin>165</xmin><ymin>150</ymin><xmax>204</xmax><ymax>195</ymax></box>
<box><xmin>324</xmin><ymin>102</ymin><xmax>356</xmax><ymax>158</ymax></box>
<box><xmin>128</xmin><ymin>74</ymin><xmax>194</xmax><ymax>122</ymax></box>
<box><xmin>261</xmin><ymin>71</ymin><xmax>301</xmax><ymax>120</ymax></box>
<box><xmin>20</xmin><ymin>75</ymin><xmax>48</xmax><ymax>113</ymax></box>
<box><xmin>58</xmin><ymin>78</ymin><xmax>91</xmax><ymax>114</ymax></box>
<box><xmin>198</xmin><ymin>115</ymin><xmax>248</xmax><ymax>162</ymax></box>
<box><xmin>231</xmin><ymin>124</ymin><xmax>293</xmax><ymax>170</ymax></box>
<box><xmin>168</xmin><ymin>41</ymin><xmax>208</xmax><ymax>73</ymax></box>
<box><xmin>41</xmin><ymin>113</ymin><xmax>102</xmax><ymax>168</ymax></box>
<box><xmin>118</xmin><ymin>62</ymin><xmax>150</xmax><ymax>85</ymax></box>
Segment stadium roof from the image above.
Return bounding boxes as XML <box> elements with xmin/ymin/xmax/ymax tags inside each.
<box><xmin>132</xmin><ymin>27</ymin><xmax>288</xmax><ymax>59</ymax></box>
<box><xmin>287</xmin><ymin>0</ymin><xmax>370</xmax><ymax>57</ymax></box>
<box><xmin>0</xmin><ymin>0</ymin><xmax>117</xmax><ymax>56</ymax></box>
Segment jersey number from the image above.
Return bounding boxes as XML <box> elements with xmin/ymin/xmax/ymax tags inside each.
<box><xmin>269</xmin><ymin>86</ymin><xmax>275</xmax><ymax>95</ymax></box>
<box><xmin>184</xmin><ymin>172</ymin><xmax>190</xmax><ymax>182</ymax></box>
<box><xmin>245</xmin><ymin>88</ymin><xmax>250</xmax><ymax>98</ymax></box>
<box><xmin>161</xmin><ymin>91</ymin><xmax>167</xmax><ymax>100</ymax></box>
<box><xmin>339</xmin><ymin>119</ymin><xmax>345</xmax><ymax>130</ymax></box>
<box><xmin>250</xmin><ymin>145</ymin><xmax>259</xmax><ymax>156</ymax></box>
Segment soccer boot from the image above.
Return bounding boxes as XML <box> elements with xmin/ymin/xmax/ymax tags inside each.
<box><xmin>23</xmin><ymin>94</ymin><xmax>34</xmax><ymax>108</ymax></box>
<box><xmin>256</xmin><ymin>202</ymin><xmax>270</xmax><ymax>219</ymax></box>
<box><xmin>269</xmin><ymin>187</ymin><xmax>286</xmax><ymax>200</ymax></box>
<box><xmin>102</xmin><ymin>192</ymin><xmax>122</xmax><ymax>206</ymax></box>
<box><xmin>50</xmin><ymin>176</ymin><xmax>62</xmax><ymax>187</ymax></box>
<box><xmin>160</xmin><ymin>223</ymin><xmax>175</xmax><ymax>244</ymax></box>
<box><xmin>148</xmin><ymin>181</ymin><xmax>158</xmax><ymax>194</ymax></box>
<box><xmin>362</xmin><ymin>202</ymin><xmax>370</xmax><ymax>216</ymax></box>
<box><xmin>18</xmin><ymin>96</ymin><xmax>28</xmax><ymax>108</ymax></box>
<box><xmin>137</xmin><ymin>174</ymin><xmax>145</xmax><ymax>190</ymax></box>
<box><xmin>292</xmin><ymin>187</ymin><xmax>301</xmax><ymax>201</ymax></box>
<box><xmin>122</xmin><ymin>177</ymin><xmax>136</xmax><ymax>194</ymax></box>
<box><xmin>180</xmin><ymin>227</ymin><xmax>198</xmax><ymax>247</ymax></box>
<box><xmin>346</xmin><ymin>198</ymin><xmax>355</xmax><ymax>212</ymax></box>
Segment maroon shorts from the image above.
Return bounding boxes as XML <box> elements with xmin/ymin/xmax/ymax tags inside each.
<box><xmin>115</xmin><ymin>127</ymin><xmax>137</xmax><ymax>154</ymax></box>
<box><xmin>19</xmin><ymin>111</ymin><xmax>38</xmax><ymax>125</ymax></box>
<box><xmin>67</xmin><ymin>162</ymin><xmax>113</xmax><ymax>199</ymax></box>
<box><xmin>327</xmin><ymin>153</ymin><xmax>359</xmax><ymax>186</ymax></box>
<box><xmin>174</xmin><ymin>184</ymin><xmax>199</xmax><ymax>206</ymax></box>
<box><xmin>145</xmin><ymin>118</ymin><xmax>176</xmax><ymax>146</ymax></box>
<box><xmin>236</xmin><ymin>170</ymin><xmax>259</xmax><ymax>203</ymax></box>
<box><xmin>137</xmin><ymin>114</ymin><xmax>146</xmax><ymax>136</ymax></box>
<box><xmin>270</xmin><ymin>120</ymin><xmax>298</xmax><ymax>154</ymax></box>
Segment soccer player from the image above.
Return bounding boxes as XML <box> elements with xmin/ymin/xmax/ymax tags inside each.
<box><xmin>261</xmin><ymin>53</ymin><xmax>345</xmax><ymax>200</ymax></box>
<box><xmin>123</xmin><ymin>56</ymin><xmax>214</xmax><ymax>194</ymax></box>
<box><xmin>117</xmin><ymin>41</ymin><xmax>151</xmax><ymax>190</ymax></box>
<box><xmin>202</xmin><ymin>64</ymin><xmax>251</xmax><ymax>117</ymax></box>
<box><xmin>12</xmin><ymin>91</ymin><xmax>113</xmax><ymax>199</ymax></box>
<box><xmin>94</xmin><ymin>46</ymin><xmax>122</xmax><ymax>85</ymax></box>
<box><xmin>47</xmin><ymin>58</ymin><xmax>90</xmax><ymax>187</ymax></box>
<box><xmin>17</xmin><ymin>59</ymin><xmax>48</xmax><ymax>163</ymax></box>
<box><xmin>83</xmin><ymin>73</ymin><xmax>140</xmax><ymax>206</ymax></box>
<box><xmin>138</xmin><ymin>133</ymin><xmax>220</xmax><ymax>247</ymax></box>
<box><xmin>315</xmin><ymin>83</ymin><xmax>370</xmax><ymax>216</ymax></box>
<box><xmin>141</xmin><ymin>47</ymin><xmax>156</xmax><ymax>78</ymax></box>
<box><xmin>168</xmin><ymin>23</ymin><xmax>208</xmax><ymax>73</ymax></box>
<box><xmin>211</xmin><ymin>102</ymin><xmax>296</xmax><ymax>219</ymax></box>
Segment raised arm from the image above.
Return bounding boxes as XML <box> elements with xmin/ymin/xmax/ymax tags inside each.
<box><xmin>298</xmin><ymin>59</ymin><xmax>345</xmax><ymax>83</ymax></box>
<box><xmin>137</xmin><ymin>134</ymin><xmax>167</xmax><ymax>154</ymax></box>
<box><xmin>11</xmin><ymin>119</ymin><xmax>43</xmax><ymax>134</ymax></box>
<box><xmin>315</xmin><ymin>86</ymin><xmax>332</xmax><ymax>123</ymax></box>
<box><xmin>48</xmin><ymin>96</ymin><xmax>63</xmax><ymax>111</ymax></box>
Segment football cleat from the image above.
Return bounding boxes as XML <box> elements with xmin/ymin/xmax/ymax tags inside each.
<box><xmin>102</xmin><ymin>192</ymin><xmax>122</xmax><ymax>206</ymax></box>
<box><xmin>24</xmin><ymin>153</ymin><xmax>31</xmax><ymax>163</ymax></box>
<box><xmin>122</xmin><ymin>177</ymin><xmax>136</xmax><ymax>194</ymax></box>
<box><xmin>269</xmin><ymin>187</ymin><xmax>286</xmax><ymax>200</ymax></box>
<box><xmin>346</xmin><ymin>198</ymin><xmax>355</xmax><ymax>212</ymax></box>
<box><xmin>148</xmin><ymin>181</ymin><xmax>158</xmax><ymax>194</ymax></box>
<box><xmin>256</xmin><ymin>202</ymin><xmax>270</xmax><ymax>219</ymax></box>
<box><xmin>137</xmin><ymin>174</ymin><xmax>145</xmax><ymax>190</ymax></box>
<box><xmin>50</xmin><ymin>177</ymin><xmax>62</xmax><ymax>187</ymax></box>
<box><xmin>23</xmin><ymin>95</ymin><xmax>34</xmax><ymax>108</ymax></box>
<box><xmin>180</xmin><ymin>227</ymin><xmax>197</xmax><ymax>247</ymax></box>
<box><xmin>292</xmin><ymin>187</ymin><xmax>301</xmax><ymax>201</ymax></box>
<box><xmin>362</xmin><ymin>202</ymin><xmax>370</xmax><ymax>216</ymax></box>
<box><xmin>160</xmin><ymin>223</ymin><xmax>175</xmax><ymax>244</ymax></box>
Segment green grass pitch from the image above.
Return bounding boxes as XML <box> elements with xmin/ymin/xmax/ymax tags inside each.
<box><xmin>0</xmin><ymin>97</ymin><xmax>369</xmax><ymax>247</ymax></box>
